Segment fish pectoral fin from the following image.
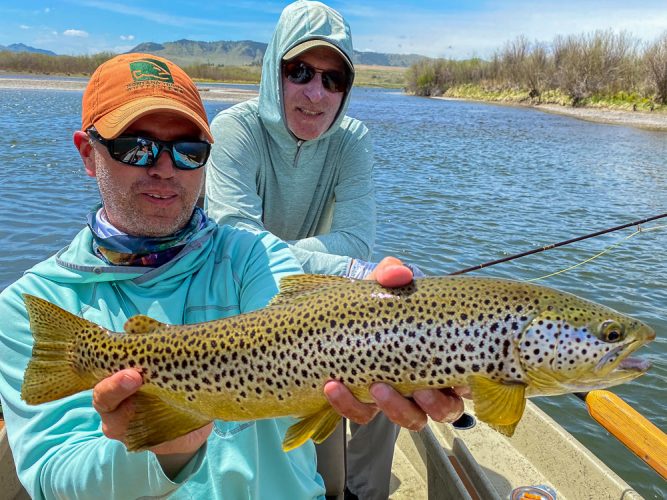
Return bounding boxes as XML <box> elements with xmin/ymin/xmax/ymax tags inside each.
<box><xmin>125</xmin><ymin>391</ymin><xmax>211</xmax><ymax>452</ymax></box>
<box><xmin>282</xmin><ymin>406</ymin><xmax>342</xmax><ymax>452</ymax></box>
<box><xmin>469</xmin><ymin>375</ymin><xmax>527</xmax><ymax>433</ymax></box>
<box><xmin>123</xmin><ymin>315</ymin><xmax>166</xmax><ymax>334</ymax></box>
<box><xmin>271</xmin><ymin>274</ymin><xmax>352</xmax><ymax>306</ymax></box>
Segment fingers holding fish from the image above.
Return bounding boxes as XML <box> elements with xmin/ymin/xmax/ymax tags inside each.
<box><xmin>92</xmin><ymin>369</ymin><xmax>142</xmax><ymax>414</ymax></box>
<box><xmin>412</xmin><ymin>388</ymin><xmax>464</xmax><ymax>423</ymax></box>
<box><xmin>92</xmin><ymin>369</ymin><xmax>143</xmax><ymax>441</ymax></box>
<box><xmin>367</xmin><ymin>256</ymin><xmax>413</xmax><ymax>288</ymax></box>
<box><xmin>370</xmin><ymin>383</ymin><xmax>428</xmax><ymax>431</ymax></box>
<box><xmin>92</xmin><ymin>367</ymin><xmax>213</xmax><ymax>469</ymax></box>
<box><xmin>323</xmin><ymin>380</ymin><xmax>380</xmax><ymax>425</ymax></box>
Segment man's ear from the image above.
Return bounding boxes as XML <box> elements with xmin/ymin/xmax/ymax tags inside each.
<box><xmin>73</xmin><ymin>130</ymin><xmax>96</xmax><ymax>177</ymax></box>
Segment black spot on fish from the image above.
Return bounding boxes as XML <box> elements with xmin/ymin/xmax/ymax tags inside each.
<box><xmin>502</xmin><ymin>340</ymin><xmax>511</xmax><ymax>357</ymax></box>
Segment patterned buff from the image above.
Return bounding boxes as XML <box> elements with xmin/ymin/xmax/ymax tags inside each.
<box><xmin>87</xmin><ymin>206</ymin><xmax>207</xmax><ymax>267</ymax></box>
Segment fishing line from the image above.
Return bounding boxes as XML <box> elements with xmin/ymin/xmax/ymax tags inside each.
<box><xmin>527</xmin><ymin>223</ymin><xmax>666</xmax><ymax>282</ymax></box>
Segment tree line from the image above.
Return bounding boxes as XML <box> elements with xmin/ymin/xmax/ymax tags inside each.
<box><xmin>405</xmin><ymin>30</ymin><xmax>667</xmax><ymax>108</ymax></box>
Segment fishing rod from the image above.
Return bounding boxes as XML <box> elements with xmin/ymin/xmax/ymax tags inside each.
<box><xmin>448</xmin><ymin>212</ymin><xmax>667</xmax><ymax>276</ymax></box>
<box><xmin>447</xmin><ymin>213</ymin><xmax>667</xmax><ymax>480</ymax></box>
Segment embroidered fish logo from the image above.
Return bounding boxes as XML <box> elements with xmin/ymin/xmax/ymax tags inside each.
<box><xmin>129</xmin><ymin>58</ymin><xmax>174</xmax><ymax>83</ymax></box>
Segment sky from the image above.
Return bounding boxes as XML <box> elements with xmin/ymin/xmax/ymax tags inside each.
<box><xmin>2</xmin><ymin>0</ymin><xmax>667</xmax><ymax>60</ymax></box>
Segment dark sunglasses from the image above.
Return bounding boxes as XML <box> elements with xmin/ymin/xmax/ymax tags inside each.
<box><xmin>282</xmin><ymin>60</ymin><xmax>352</xmax><ymax>93</ymax></box>
<box><xmin>87</xmin><ymin>128</ymin><xmax>211</xmax><ymax>170</ymax></box>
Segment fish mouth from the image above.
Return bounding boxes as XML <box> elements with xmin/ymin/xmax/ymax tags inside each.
<box><xmin>595</xmin><ymin>328</ymin><xmax>653</xmax><ymax>383</ymax></box>
<box><xmin>617</xmin><ymin>356</ymin><xmax>652</xmax><ymax>372</ymax></box>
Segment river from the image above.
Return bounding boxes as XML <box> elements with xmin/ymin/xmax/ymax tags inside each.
<box><xmin>0</xmin><ymin>83</ymin><xmax>665</xmax><ymax>498</ymax></box>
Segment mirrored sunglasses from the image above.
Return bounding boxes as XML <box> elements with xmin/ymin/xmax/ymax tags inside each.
<box><xmin>282</xmin><ymin>60</ymin><xmax>351</xmax><ymax>93</ymax></box>
<box><xmin>87</xmin><ymin>128</ymin><xmax>211</xmax><ymax>170</ymax></box>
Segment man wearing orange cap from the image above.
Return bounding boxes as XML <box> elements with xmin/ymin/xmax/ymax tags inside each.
<box><xmin>0</xmin><ymin>52</ymin><xmax>464</xmax><ymax>499</ymax></box>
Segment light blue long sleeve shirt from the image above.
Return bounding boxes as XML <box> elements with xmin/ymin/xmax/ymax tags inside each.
<box><xmin>0</xmin><ymin>220</ymin><xmax>325</xmax><ymax>499</ymax></box>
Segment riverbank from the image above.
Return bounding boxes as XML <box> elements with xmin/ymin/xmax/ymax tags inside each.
<box><xmin>3</xmin><ymin>75</ymin><xmax>667</xmax><ymax>131</ymax></box>
<box><xmin>0</xmin><ymin>76</ymin><xmax>258</xmax><ymax>103</ymax></box>
<box><xmin>531</xmin><ymin>103</ymin><xmax>667</xmax><ymax>132</ymax></box>
<box><xmin>432</xmin><ymin>96</ymin><xmax>667</xmax><ymax>132</ymax></box>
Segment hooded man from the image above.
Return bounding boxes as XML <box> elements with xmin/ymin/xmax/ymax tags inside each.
<box><xmin>205</xmin><ymin>2</ymin><xmax>402</xmax><ymax>498</ymax></box>
<box><xmin>205</xmin><ymin>0</ymin><xmax>375</xmax><ymax>279</ymax></box>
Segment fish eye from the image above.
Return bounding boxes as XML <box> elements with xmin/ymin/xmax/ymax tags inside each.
<box><xmin>599</xmin><ymin>320</ymin><xmax>625</xmax><ymax>343</ymax></box>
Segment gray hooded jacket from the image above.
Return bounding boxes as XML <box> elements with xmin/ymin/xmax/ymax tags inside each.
<box><xmin>205</xmin><ymin>0</ymin><xmax>375</xmax><ymax>275</ymax></box>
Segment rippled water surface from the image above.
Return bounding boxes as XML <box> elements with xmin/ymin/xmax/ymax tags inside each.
<box><xmin>1</xmin><ymin>86</ymin><xmax>665</xmax><ymax>498</ymax></box>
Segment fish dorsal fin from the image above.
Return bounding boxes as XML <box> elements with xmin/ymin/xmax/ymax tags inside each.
<box><xmin>125</xmin><ymin>391</ymin><xmax>211</xmax><ymax>451</ymax></box>
<box><xmin>282</xmin><ymin>404</ymin><xmax>342</xmax><ymax>451</ymax></box>
<box><xmin>124</xmin><ymin>315</ymin><xmax>165</xmax><ymax>334</ymax></box>
<box><xmin>469</xmin><ymin>375</ymin><xmax>527</xmax><ymax>436</ymax></box>
<box><xmin>270</xmin><ymin>274</ymin><xmax>353</xmax><ymax>307</ymax></box>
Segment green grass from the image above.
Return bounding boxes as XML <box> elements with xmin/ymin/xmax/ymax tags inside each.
<box><xmin>354</xmin><ymin>65</ymin><xmax>406</xmax><ymax>88</ymax></box>
<box><xmin>434</xmin><ymin>84</ymin><xmax>665</xmax><ymax>112</ymax></box>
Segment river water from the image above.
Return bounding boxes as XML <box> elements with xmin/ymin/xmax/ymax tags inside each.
<box><xmin>0</xmin><ymin>83</ymin><xmax>665</xmax><ymax>498</ymax></box>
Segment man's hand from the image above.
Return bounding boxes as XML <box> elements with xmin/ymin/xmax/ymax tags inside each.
<box><xmin>325</xmin><ymin>382</ymin><xmax>468</xmax><ymax>431</ymax></box>
<box><xmin>92</xmin><ymin>369</ymin><xmax>213</xmax><ymax>478</ymax></box>
<box><xmin>326</xmin><ymin>256</ymin><xmax>470</xmax><ymax>431</ymax></box>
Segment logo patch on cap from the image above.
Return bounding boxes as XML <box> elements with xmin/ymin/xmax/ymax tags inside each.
<box><xmin>129</xmin><ymin>59</ymin><xmax>174</xmax><ymax>83</ymax></box>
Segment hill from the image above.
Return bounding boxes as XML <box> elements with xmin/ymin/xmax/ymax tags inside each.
<box><xmin>128</xmin><ymin>39</ymin><xmax>427</xmax><ymax>68</ymax></box>
<box><xmin>0</xmin><ymin>43</ymin><xmax>56</xmax><ymax>56</ymax></box>
<box><xmin>130</xmin><ymin>40</ymin><xmax>266</xmax><ymax>67</ymax></box>
<box><xmin>1</xmin><ymin>39</ymin><xmax>427</xmax><ymax>68</ymax></box>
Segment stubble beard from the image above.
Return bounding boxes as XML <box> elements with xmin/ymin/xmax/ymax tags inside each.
<box><xmin>95</xmin><ymin>162</ymin><xmax>197</xmax><ymax>237</ymax></box>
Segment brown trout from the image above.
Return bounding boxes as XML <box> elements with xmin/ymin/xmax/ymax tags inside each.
<box><xmin>21</xmin><ymin>275</ymin><xmax>654</xmax><ymax>451</ymax></box>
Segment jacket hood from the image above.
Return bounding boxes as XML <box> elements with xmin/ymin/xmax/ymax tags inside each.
<box><xmin>258</xmin><ymin>0</ymin><xmax>355</xmax><ymax>145</ymax></box>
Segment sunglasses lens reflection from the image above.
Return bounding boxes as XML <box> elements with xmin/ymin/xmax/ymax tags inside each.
<box><xmin>108</xmin><ymin>137</ymin><xmax>209</xmax><ymax>169</ymax></box>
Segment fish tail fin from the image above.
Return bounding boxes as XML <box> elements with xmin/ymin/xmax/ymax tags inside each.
<box><xmin>21</xmin><ymin>294</ymin><xmax>96</xmax><ymax>405</ymax></box>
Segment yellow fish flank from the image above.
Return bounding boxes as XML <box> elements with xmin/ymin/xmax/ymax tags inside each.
<box><xmin>21</xmin><ymin>275</ymin><xmax>655</xmax><ymax>452</ymax></box>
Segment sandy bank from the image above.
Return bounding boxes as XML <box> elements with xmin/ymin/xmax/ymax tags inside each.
<box><xmin>534</xmin><ymin>104</ymin><xmax>667</xmax><ymax>132</ymax></box>
<box><xmin>432</xmin><ymin>95</ymin><xmax>667</xmax><ymax>132</ymax></box>
<box><xmin>0</xmin><ymin>76</ymin><xmax>258</xmax><ymax>103</ymax></box>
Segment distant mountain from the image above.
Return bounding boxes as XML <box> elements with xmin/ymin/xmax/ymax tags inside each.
<box><xmin>128</xmin><ymin>39</ymin><xmax>427</xmax><ymax>68</ymax></box>
<box><xmin>1</xmin><ymin>38</ymin><xmax>427</xmax><ymax>67</ymax></box>
<box><xmin>129</xmin><ymin>40</ymin><xmax>267</xmax><ymax>67</ymax></box>
<box><xmin>353</xmin><ymin>51</ymin><xmax>426</xmax><ymax>67</ymax></box>
<box><xmin>0</xmin><ymin>43</ymin><xmax>57</xmax><ymax>56</ymax></box>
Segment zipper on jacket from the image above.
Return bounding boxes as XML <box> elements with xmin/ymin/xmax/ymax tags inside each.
<box><xmin>111</xmin><ymin>281</ymin><xmax>140</xmax><ymax>319</ymax></box>
<box><xmin>293</xmin><ymin>140</ymin><xmax>304</xmax><ymax>168</ymax></box>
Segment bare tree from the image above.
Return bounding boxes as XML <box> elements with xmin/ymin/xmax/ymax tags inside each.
<box><xmin>553</xmin><ymin>30</ymin><xmax>638</xmax><ymax>105</ymax></box>
<box><xmin>644</xmin><ymin>31</ymin><xmax>667</xmax><ymax>104</ymax></box>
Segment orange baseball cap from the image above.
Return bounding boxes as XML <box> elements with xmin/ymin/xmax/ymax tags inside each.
<box><xmin>81</xmin><ymin>53</ymin><xmax>213</xmax><ymax>143</ymax></box>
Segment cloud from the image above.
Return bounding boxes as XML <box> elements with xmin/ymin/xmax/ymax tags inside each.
<box><xmin>120</xmin><ymin>35</ymin><xmax>135</xmax><ymax>41</ymax></box>
<box><xmin>345</xmin><ymin>1</ymin><xmax>667</xmax><ymax>58</ymax></box>
<box><xmin>63</xmin><ymin>29</ymin><xmax>89</xmax><ymax>38</ymax></box>
<box><xmin>19</xmin><ymin>25</ymin><xmax>30</xmax><ymax>30</ymax></box>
